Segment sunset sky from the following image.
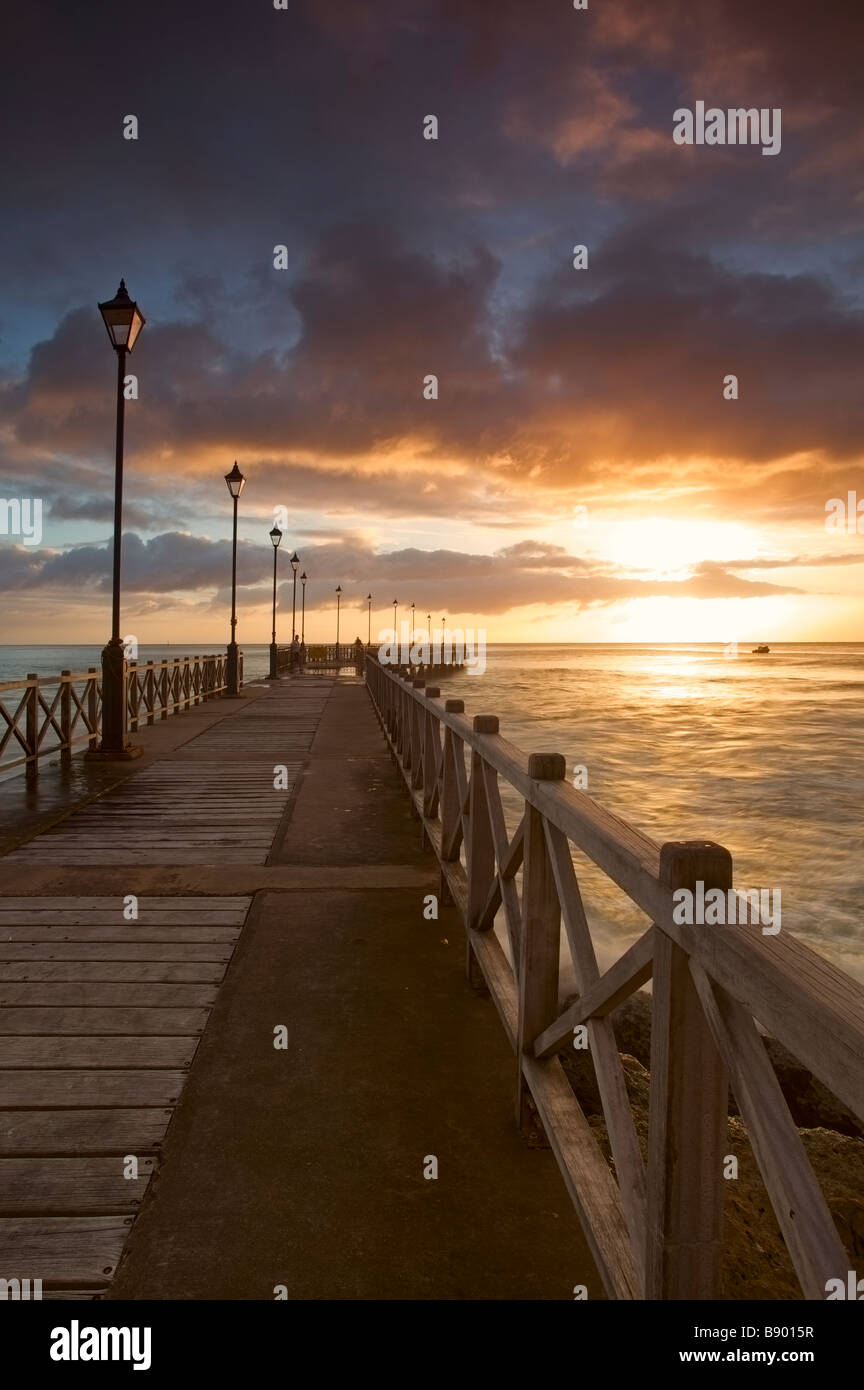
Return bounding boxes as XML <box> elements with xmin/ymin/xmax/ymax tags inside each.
<box><xmin>1</xmin><ymin>0</ymin><xmax>862</xmax><ymax>645</ymax></box>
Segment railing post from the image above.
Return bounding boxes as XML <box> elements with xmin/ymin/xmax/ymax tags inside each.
<box><xmin>440</xmin><ymin>701</ymin><xmax>463</xmax><ymax>860</ymax></box>
<box><xmin>438</xmin><ymin>699</ymin><xmax>464</xmax><ymax>908</ymax></box>
<box><xmin>515</xmin><ymin>753</ymin><xmax>565</xmax><ymax>1139</ymax></box>
<box><xmin>466</xmin><ymin>715</ymin><xmax>498</xmax><ymax>986</ymax></box>
<box><xmin>410</xmin><ymin>680</ymin><xmax>425</xmax><ymax>789</ymax></box>
<box><xmin>422</xmin><ymin>687</ymin><xmax>440</xmax><ymax>817</ymax></box>
<box><xmin>159</xmin><ymin>662</ymin><xmax>168</xmax><ymax>720</ymax></box>
<box><xmin>60</xmin><ymin>671</ymin><xmax>72</xmax><ymax>765</ymax></box>
<box><xmin>87</xmin><ymin>667</ymin><xmax>99</xmax><ymax>749</ymax></box>
<box><xmin>395</xmin><ymin>679</ymin><xmax>407</xmax><ymax>760</ymax></box>
<box><xmin>646</xmin><ymin>840</ymin><xmax>732</xmax><ymax>1300</ymax></box>
<box><xmin>143</xmin><ymin>661</ymin><xmax>153</xmax><ymax>725</ymax></box>
<box><xmin>128</xmin><ymin>662</ymin><xmax>139</xmax><ymax>733</ymax></box>
<box><xmin>24</xmin><ymin>674</ymin><xmax>39</xmax><ymax>781</ymax></box>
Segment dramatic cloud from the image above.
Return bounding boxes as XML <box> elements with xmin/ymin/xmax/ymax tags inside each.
<box><xmin>1</xmin><ymin>0</ymin><xmax>862</xmax><ymax>638</ymax></box>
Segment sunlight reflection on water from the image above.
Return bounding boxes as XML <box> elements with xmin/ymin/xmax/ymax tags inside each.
<box><xmin>437</xmin><ymin>643</ymin><xmax>864</xmax><ymax>991</ymax></box>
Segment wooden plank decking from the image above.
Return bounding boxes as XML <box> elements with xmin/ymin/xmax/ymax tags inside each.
<box><xmin>0</xmin><ymin>896</ymin><xmax>251</xmax><ymax>1295</ymax></box>
<box><xmin>5</xmin><ymin>766</ymin><xmax>299</xmax><ymax>866</ymax></box>
<box><xmin>0</xmin><ymin>679</ymin><xmax>337</xmax><ymax>1296</ymax></box>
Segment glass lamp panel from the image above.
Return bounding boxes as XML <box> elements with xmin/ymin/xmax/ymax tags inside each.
<box><xmin>126</xmin><ymin>308</ymin><xmax>144</xmax><ymax>350</ymax></box>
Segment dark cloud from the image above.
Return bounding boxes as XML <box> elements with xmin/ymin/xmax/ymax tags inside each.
<box><xmin>1</xmin><ymin>0</ymin><xmax>862</xmax><ymax>629</ymax></box>
<box><xmin>2</xmin><ymin>531</ymin><xmax>806</xmax><ymax>618</ymax></box>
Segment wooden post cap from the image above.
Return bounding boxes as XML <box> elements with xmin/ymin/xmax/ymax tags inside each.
<box><xmin>445</xmin><ymin>699</ymin><xmax>464</xmax><ymax>712</ymax></box>
<box><xmin>473</xmin><ymin>715</ymin><xmax>499</xmax><ymax>734</ymax></box>
<box><xmin>659</xmin><ymin>840</ymin><xmax>733</xmax><ymax>890</ymax></box>
<box><xmin>528</xmin><ymin>752</ymin><xmax>566</xmax><ymax>780</ymax></box>
<box><xmin>412</xmin><ymin>678</ymin><xmax>425</xmax><ymax>688</ymax></box>
<box><xmin>425</xmin><ymin>686</ymin><xmax>440</xmax><ymax>698</ymax></box>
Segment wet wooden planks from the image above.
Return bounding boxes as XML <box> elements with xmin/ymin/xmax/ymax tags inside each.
<box><xmin>0</xmin><ymin>895</ymin><xmax>251</xmax><ymax>1297</ymax></box>
<box><xmin>5</xmin><ymin>764</ymin><xmax>299</xmax><ymax>865</ymax></box>
<box><xmin>176</xmin><ymin>688</ymin><xmax>332</xmax><ymax>758</ymax></box>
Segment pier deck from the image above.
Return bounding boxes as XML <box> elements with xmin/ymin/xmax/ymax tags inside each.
<box><xmin>0</xmin><ymin>676</ymin><xmax>597</xmax><ymax>1300</ymax></box>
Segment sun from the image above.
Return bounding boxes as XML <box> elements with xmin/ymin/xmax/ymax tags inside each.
<box><xmin>591</xmin><ymin>517</ymin><xmax>766</xmax><ymax>578</ymax></box>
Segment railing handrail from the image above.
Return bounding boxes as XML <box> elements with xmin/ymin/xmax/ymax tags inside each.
<box><xmin>365</xmin><ymin>654</ymin><xmax>864</xmax><ymax>1302</ymax></box>
<box><xmin>0</xmin><ymin>669</ymin><xmax>97</xmax><ymax>691</ymax></box>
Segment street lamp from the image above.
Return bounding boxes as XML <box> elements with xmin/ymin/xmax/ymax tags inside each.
<box><xmin>366</xmin><ymin>593</ymin><xmax>372</xmax><ymax>647</ymax></box>
<box><xmin>87</xmin><ymin>279</ymin><xmax>146</xmax><ymax>761</ymax></box>
<box><xmin>290</xmin><ymin>552</ymin><xmax>300</xmax><ymax>640</ymax></box>
<box><xmin>335</xmin><ymin>585</ymin><xmax>342</xmax><ymax>646</ymax></box>
<box><xmin>300</xmin><ymin>571</ymin><xmax>307</xmax><ymax>643</ymax></box>
<box><xmin>269</xmin><ymin>525</ymin><xmax>282</xmax><ymax>679</ymax></box>
<box><xmin>410</xmin><ymin>602</ymin><xmax>415</xmax><ymax>643</ymax></box>
<box><xmin>225</xmin><ymin>462</ymin><xmax>246</xmax><ymax>694</ymax></box>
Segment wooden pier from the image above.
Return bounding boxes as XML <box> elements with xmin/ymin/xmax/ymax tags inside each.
<box><xmin>0</xmin><ymin>670</ymin><xmax>592</xmax><ymax>1300</ymax></box>
<box><xmin>0</xmin><ymin>656</ymin><xmax>862</xmax><ymax>1300</ymax></box>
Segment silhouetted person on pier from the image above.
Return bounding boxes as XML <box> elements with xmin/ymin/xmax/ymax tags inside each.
<box><xmin>290</xmin><ymin>634</ymin><xmax>300</xmax><ymax>672</ymax></box>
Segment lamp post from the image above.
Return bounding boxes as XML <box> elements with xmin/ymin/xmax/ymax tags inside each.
<box><xmin>87</xmin><ymin>279</ymin><xmax>145</xmax><ymax>761</ymax></box>
<box><xmin>410</xmin><ymin>602</ymin><xmax>415</xmax><ymax>643</ymax></box>
<box><xmin>290</xmin><ymin>552</ymin><xmax>300</xmax><ymax>640</ymax></box>
<box><xmin>366</xmin><ymin>593</ymin><xmax>372</xmax><ymax>647</ymax></box>
<box><xmin>300</xmin><ymin>571</ymin><xmax>307</xmax><ymax>643</ymax></box>
<box><xmin>269</xmin><ymin>525</ymin><xmax>282</xmax><ymax>679</ymax></box>
<box><xmin>335</xmin><ymin>585</ymin><xmax>342</xmax><ymax>646</ymax></box>
<box><xmin>225</xmin><ymin>462</ymin><xmax>246</xmax><ymax>695</ymax></box>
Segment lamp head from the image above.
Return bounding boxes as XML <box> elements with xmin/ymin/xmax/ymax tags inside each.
<box><xmin>224</xmin><ymin>462</ymin><xmax>246</xmax><ymax>498</ymax></box>
<box><xmin>99</xmin><ymin>279</ymin><xmax>145</xmax><ymax>352</ymax></box>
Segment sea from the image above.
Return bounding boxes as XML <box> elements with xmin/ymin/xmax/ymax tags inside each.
<box><xmin>1</xmin><ymin>642</ymin><xmax>862</xmax><ymax>985</ymax></box>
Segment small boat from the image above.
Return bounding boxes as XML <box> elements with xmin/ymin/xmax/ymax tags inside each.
<box><xmin>751</xmin><ymin>644</ymin><xmax>770</xmax><ymax>654</ymax></box>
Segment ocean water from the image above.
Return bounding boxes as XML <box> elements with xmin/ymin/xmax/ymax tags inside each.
<box><xmin>1</xmin><ymin>642</ymin><xmax>862</xmax><ymax>984</ymax></box>
<box><xmin>432</xmin><ymin>643</ymin><xmax>864</xmax><ymax>987</ymax></box>
<box><xmin>0</xmin><ymin>644</ymin><xmax>274</xmax><ymax>686</ymax></box>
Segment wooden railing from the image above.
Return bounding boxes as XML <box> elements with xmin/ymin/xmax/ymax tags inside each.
<box><xmin>126</xmin><ymin>653</ymin><xmax>234</xmax><ymax>730</ymax></box>
<box><xmin>0</xmin><ymin>668</ymin><xmax>101</xmax><ymax>779</ymax></box>
<box><xmin>303</xmin><ymin>643</ymin><xmax>366</xmax><ymax>667</ymax></box>
<box><xmin>0</xmin><ymin>653</ymin><xmax>239</xmax><ymax>779</ymax></box>
<box><xmin>365</xmin><ymin>656</ymin><xmax>864</xmax><ymax>1301</ymax></box>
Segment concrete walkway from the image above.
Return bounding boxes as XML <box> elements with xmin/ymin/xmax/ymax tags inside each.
<box><xmin>1</xmin><ymin>676</ymin><xmax>599</xmax><ymax>1300</ymax></box>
